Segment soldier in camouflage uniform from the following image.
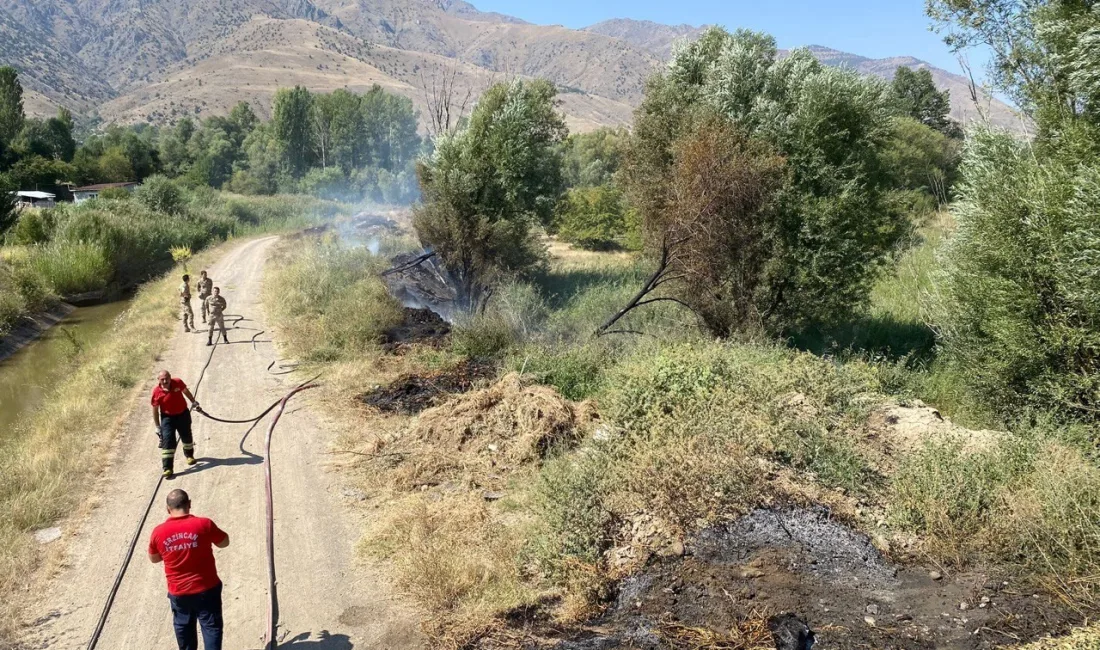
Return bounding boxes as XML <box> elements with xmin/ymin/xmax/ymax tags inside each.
<box><xmin>205</xmin><ymin>287</ymin><xmax>229</xmax><ymax>346</ymax></box>
<box><xmin>197</xmin><ymin>270</ymin><xmax>214</xmax><ymax>324</ymax></box>
<box><xmin>179</xmin><ymin>274</ymin><xmax>195</xmax><ymax>333</ymax></box>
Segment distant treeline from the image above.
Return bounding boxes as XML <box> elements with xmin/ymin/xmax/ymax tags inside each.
<box><xmin>0</xmin><ymin>70</ymin><xmax>422</xmax><ymax>205</ymax></box>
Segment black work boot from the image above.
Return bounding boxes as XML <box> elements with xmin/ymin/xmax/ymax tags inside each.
<box><xmin>222</xmin><ymin>333</ymin><xmax>229</xmax><ymax>344</ymax></box>
<box><xmin>207</xmin><ymin>336</ymin><xmax>213</xmax><ymax>346</ymax></box>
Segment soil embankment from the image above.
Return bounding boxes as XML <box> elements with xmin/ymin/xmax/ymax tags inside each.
<box><xmin>17</xmin><ymin>237</ymin><xmax>424</xmax><ymax>650</ymax></box>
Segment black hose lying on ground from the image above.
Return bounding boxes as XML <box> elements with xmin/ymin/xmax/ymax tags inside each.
<box><xmin>85</xmin><ymin>318</ymin><xmax>318</xmax><ymax>650</ymax></box>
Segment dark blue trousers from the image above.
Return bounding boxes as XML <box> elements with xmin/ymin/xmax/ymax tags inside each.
<box><xmin>167</xmin><ymin>582</ymin><xmax>223</xmax><ymax>650</ymax></box>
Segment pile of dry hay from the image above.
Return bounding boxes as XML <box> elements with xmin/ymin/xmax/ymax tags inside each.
<box><xmin>385</xmin><ymin>373</ymin><xmax>597</xmax><ymax>490</ymax></box>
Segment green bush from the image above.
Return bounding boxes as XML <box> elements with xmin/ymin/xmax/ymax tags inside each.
<box><xmin>510</xmin><ymin>343</ymin><xmax>608</xmax><ymax>401</ymax></box>
<box><xmin>135</xmin><ymin>175</ymin><xmax>183</xmax><ymax>215</ymax></box>
<box><xmin>937</xmin><ymin>129</ymin><xmax>1100</xmax><ymax>417</ymax></box>
<box><xmin>451</xmin><ymin>313</ymin><xmax>519</xmax><ymax>360</ymax></box>
<box><xmin>52</xmin><ymin>202</ymin><xmax>213</xmax><ymax>287</ymax></box>
<box><xmin>5</xmin><ymin>209</ymin><xmax>53</xmax><ymax>245</ymax></box>
<box><xmin>555</xmin><ymin>186</ymin><xmax>628</xmax><ymax>251</ymax></box>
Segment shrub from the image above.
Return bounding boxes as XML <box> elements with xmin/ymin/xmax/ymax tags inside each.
<box><xmin>299</xmin><ymin>166</ymin><xmax>349</xmax><ymax>201</ymax></box>
<box><xmin>135</xmin><ymin>175</ymin><xmax>184</xmax><ymax>215</ymax></box>
<box><xmin>555</xmin><ymin>185</ymin><xmax>628</xmax><ymax>251</ymax></box>
<box><xmin>451</xmin><ymin>313</ymin><xmax>519</xmax><ymax>360</ymax></box>
<box><xmin>936</xmin><ymin>129</ymin><xmax>1100</xmax><ymax>416</ymax></box>
<box><xmin>5</xmin><ymin>209</ymin><xmax>52</xmax><ymax>245</ymax></box>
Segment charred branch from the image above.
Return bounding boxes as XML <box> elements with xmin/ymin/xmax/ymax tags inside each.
<box><xmin>596</xmin><ymin>237</ymin><xmax>698</xmax><ymax>337</ymax></box>
<box><xmin>381</xmin><ymin>250</ymin><xmax>438</xmax><ymax>277</ymax></box>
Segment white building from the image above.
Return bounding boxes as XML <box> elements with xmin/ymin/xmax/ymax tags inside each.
<box><xmin>72</xmin><ymin>182</ymin><xmax>140</xmax><ymax>204</ymax></box>
<box><xmin>13</xmin><ymin>191</ymin><xmax>56</xmax><ymax>209</ymax></box>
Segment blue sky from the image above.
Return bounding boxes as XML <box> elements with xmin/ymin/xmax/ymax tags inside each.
<box><xmin>470</xmin><ymin>0</ymin><xmax>990</xmax><ymax>79</ymax></box>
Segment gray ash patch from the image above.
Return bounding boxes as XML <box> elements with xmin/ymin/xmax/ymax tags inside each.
<box><xmin>694</xmin><ymin>507</ymin><xmax>897</xmax><ymax>590</ymax></box>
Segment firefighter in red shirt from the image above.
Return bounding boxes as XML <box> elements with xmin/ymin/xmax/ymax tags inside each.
<box><xmin>149</xmin><ymin>489</ymin><xmax>229</xmax><ymax>650</ymax></box>
<box><xmin>151</xmin><ymin>370</ymin><xmax>201</xmax><ymax>478</ymax></box>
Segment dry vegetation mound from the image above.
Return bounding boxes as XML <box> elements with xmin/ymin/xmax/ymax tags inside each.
<box><xmin>378</xmin><ymin>373</ymin><xmax>598</xmax><ymax>492</ymax></box>
<box><xmin>414</xmin><ymin>373</ymin><xmax>597</xmax><ymax>465</ymax></box>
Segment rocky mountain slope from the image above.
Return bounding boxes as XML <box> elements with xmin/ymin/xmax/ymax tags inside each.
<box><xmin>0</xmin><ymin>0</ymin><xmax>1019</xmax><ymax>132</ymax></box>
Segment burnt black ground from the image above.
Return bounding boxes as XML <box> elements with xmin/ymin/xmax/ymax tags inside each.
<box><xmin>473</xmin><ymin>509</ymin><xmax>1089</xmax><ymax>650</ymax></box>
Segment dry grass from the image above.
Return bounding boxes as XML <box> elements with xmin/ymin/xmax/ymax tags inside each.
<box><xmin>1019</xmin><ymin>625</ymin><xmax>1100</xmax><ymax>650</ymax></box>
<box><xmin>361</xmin><ymin>494</ymin><xmax>538</xmax><ymax>647</ymax></box>
<box><xmin>657</xmin><ymin>611</ymin><xmax>775</xmax><ymax>650</ymax></box>
<box><xmin>0</xmin><ymin>244</ymin><xmax>227</xmax><ymax>645</ymax></box>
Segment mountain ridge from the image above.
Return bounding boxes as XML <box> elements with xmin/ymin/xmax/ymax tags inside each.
<box><xmin>0</xmin><ymin>2</ymin><xmax>1021</xmax><ymax>132</ymax></box>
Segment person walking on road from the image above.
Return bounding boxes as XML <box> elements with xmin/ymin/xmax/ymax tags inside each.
<box><xmin>205</xmin><ymin>287</ymin><xmax>228</xmax><ymax>347</ymax></box>
<box><xmin>148</xmin><ymin>489</ymin><xmax>230</xmax><ymax>650</ymax></box>
<box><xmin>197</xmin><ymin>270</ymin><xmax>214</xmax><ymax>324</ymax></box>
<box><xmin>179</xmin><ymin>275</ymin><xmax>195</xmax><ymax>333</ymax></box>
<box><xmin>152</xmin><ymin>370</ymin><xmax>201</xmax><ymax>478</ymax></box>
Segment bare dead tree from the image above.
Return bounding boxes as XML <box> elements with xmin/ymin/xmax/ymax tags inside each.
<box><xmin>959</xmin><ymin>54</ymin><xmax>992</xmax><ymax>125</ymax></box>
<box><xmin>420</xmin><ymin>62</ymin><xmax>472</xmax><ymax>139</ymax></box>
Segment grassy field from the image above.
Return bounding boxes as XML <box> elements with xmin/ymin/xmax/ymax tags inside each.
<box><xmin>265</xmin><ymin>220</ymin><xmax>1100</xmax><ymax>648</ymax></box>
<box><xmin>0</xmin><ymin>189</ymin><xmax>343</xmax><ymax>337</ymax></box>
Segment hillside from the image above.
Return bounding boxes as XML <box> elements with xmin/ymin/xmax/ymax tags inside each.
<box><xmin>0</xmin><ymin>0</ymin><xmax>1020</xmax><ymax>132</ymax></box>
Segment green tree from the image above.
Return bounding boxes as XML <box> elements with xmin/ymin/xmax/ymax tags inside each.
<box><xmin>0</xmin><ymin>67</ymin><xmax>24</xmax><ymax>147</ymax></box>
<box><xmin>98</xmin><ymin>146</ymin><xmax>136</xmax><ymax>182</ymax></box>
<box><xmin>560</xmin><ymin>127</ymin><xmax>628</xmax><ymax>188</ymax></box>
<box><xmin>0</xmin><ymin>175</ymin><xmax>17</xmax><ymax>235</ymax></box>
<box><xmin>882</xmin><ymin>116</ymin><xmax>960</xmax><ymax>201</ymax></box>
<box><xmin>927</xmin><ymin>0</ymin><xmax>1100</xmax><ymax>419</ymax></box>
<box><xmin>556</xmin><ymin>185</ymin><xmax>628</xmax><ymax>250</ymax></box>
<box><xmin>938</xmin><ymin>129</ymin><xmax>1100</xmax><ymax>415</ymax></box>
<box><xmin>13</xmin><ymin>114</ymin><xmax>76</xmax><ymax>162</ymax></box>
<box><xmin>414</xmin><ymin>79</ymin><xmax>567</xmax><ymax>309</ymax></box>
<box><xmin>158</xmin><ymin>118</ymin><xmax>196</xmax><ymax>177</ymax></box>
<box><xmin>624</xmin><ymin>28</ymin><xmax>908</xmax><ymax>332</ymax></box>
<box><xmin>891</xmin><ymin>66</ymin><xmax>960</xmax><ymax>137</ymax></box>
<box><xmin>272</xmin><ymin>86</ymin><xmax>314</xmax><ymax>178</ymax></box>
<box><xmin>136</xmin><ymin>175</ymin><xmax>184</xmax><ymax>215</ymax></box>
<box><xmin>362</xmin><ymin>85</ymin><xmax>421</xmax><ymax>171</ymax></box>
<box><xmin>228</xmin><ymin>102</ymin><xmax>259</xmax><ymax>135</ymax></box>
<box><xmin>242</xmin><ymin>122</ymin><xmax>283</xmax><ymax>194</ymax></box>
<box><xmin>6</xmin><ymin>156</ymin><xmax>77</xmax><ymax>193</ymax></box>
<box><xmin>928</xmin><ymin>0</ymin><xmax>1100</xmax><ymax>133</ymax></box>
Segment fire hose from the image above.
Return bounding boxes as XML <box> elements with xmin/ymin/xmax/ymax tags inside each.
<box><xmin>86</xmin><ymin>319</ymin><xmax>317</xmax><ymax>650</ymax></box>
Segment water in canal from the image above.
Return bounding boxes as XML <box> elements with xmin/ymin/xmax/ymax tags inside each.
<box><xmin>0</xmin><ymin>301</ymin><xmax>131</xmax><ymax>439</ymax></box>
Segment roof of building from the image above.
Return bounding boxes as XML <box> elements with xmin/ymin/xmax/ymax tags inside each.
<box><xmin>72</xmin><ymin>182</ymin><xmax>139</xmax><ymax>192</ymax></box>
<box><xmin>14</xmin><ymin>191</ymin><xmax>56</xmax><ymax>200</ymax></box>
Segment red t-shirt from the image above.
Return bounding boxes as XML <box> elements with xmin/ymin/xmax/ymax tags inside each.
<box><xmin>151</xmin><ymin>378</ymin><xmax>189</xmax><ymax>416</ymax></box>
<box><xmin>148</xmin><ymin>515</ymin><xmax>227</xmax><ymax>596</ymax></box>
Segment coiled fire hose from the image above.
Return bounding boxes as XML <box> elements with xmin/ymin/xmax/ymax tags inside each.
<box><xmin>86</xmin><ymin>319</ymin><xmax>318</xmax><ymax>650</ymax></box>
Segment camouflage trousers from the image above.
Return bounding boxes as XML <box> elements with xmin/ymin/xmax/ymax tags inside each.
<box><xmin>199</xmin><ymin>294</ymin><xmax>211</xmax><ymax>322</ymax></box>
<box><xmin>208</xmin><ymin>313</ymin><xmax>227</xmax><ymax>341</ymax></box>
<box><xmin>180</xmin><ymin>299</ymin><xmax>194</xmax><ymax>331</ymax></box>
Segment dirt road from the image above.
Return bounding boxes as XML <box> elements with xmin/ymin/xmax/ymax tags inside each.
<box><xmin>21</xmin><ymin>237</ymin><xmax>424</xmax><ymax>650</ymax></box>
